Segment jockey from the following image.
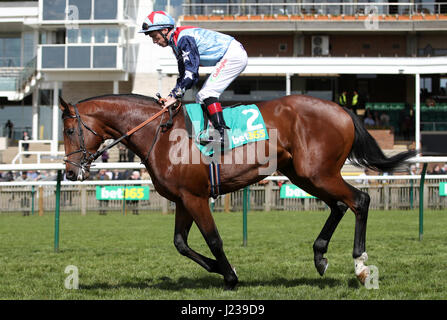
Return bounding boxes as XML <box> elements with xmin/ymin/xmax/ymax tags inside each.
<box><xmin>139</xmin><ymin>10</ymin><xmax>248</xmax><ymax>146</ymax></box>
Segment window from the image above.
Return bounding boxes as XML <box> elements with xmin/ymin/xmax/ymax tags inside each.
<box><xmin>42</xmin><ymin>47</ymin><xmax>65</xmax><ymax>68</ymax></box>
<box><xmin>43</xmin><ymin>0</ymin><xmax>66</xmax><ymax>20</ymax></box>
<box><xmin>43</xmin><ymin>0</ymin><xmax>119</xmax><ymax>21</ymax></box>
<box><xmin>94</xmin><ymin>29</ymin><xmax>106</xmax><ymax>43</ymax></box>
<box><xmin>439</xmin><ymin>78</ymin><xmax>447</xmax><ymax>95</ymax></box>
<box><xmin>0</xmin><ymin>37</ymin><xmax>21</xmax><ymax>67</ymax></box>
<box><xmin>67</xmin><ymin>29</ymin><xmax>78</xmax><ymax>43</ymax></box>
<box><xmin>421</xmin><ymin>77</ymin><xmax>432</xmax><ymax>93</ymax></box>
<box><xmin>279</xmin><ymin>43</ymin><xmax>287</xmax><ymax>53</ymax></box>
<box><xmin>68</xmin><ymin>46</ymin><xmax>91</xmax><ymax>68</ymax></box>
<box><xmin>80</xmin><ymin>29</ymin><xmax>92</xmax><ymax>43</ymax></box>
<box><xmin>107</xmin><ymin>28</ymin><xmax>120</xmax><ymax>43</ymax></box>
<box><xmin>23</xmin><ymin>33</ymin><xmax>36</xmax><ymax>64</ymax></box>
<box><xmin>94</xmin><ymin>0</ymin><xmax>117</xmax><ymax>19</ymax></box>
<box><xmin>93</xmin><ymin>46</ymin><xmax>116</xmax><ymax>68</ymax></box>
<box><xmin>69</xmin><ymin>0</ymin><xmax>92</xmax><ymax>20</ymax></box>
<box><xmin>68</xmin><ymin>27</ymin><xmax>120</xmax><ymax>44</ymax></box>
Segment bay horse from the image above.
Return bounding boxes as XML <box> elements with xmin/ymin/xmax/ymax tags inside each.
<box><xmin>59</xmin><ymin>94</ymin><xmax>416</xmax><ymax>289</ymax></box>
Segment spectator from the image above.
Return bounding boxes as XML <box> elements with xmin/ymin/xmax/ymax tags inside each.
<box><xmin>373</xmin><ymin>111</ymin><xmax>380</xmax><ymax>126</ymax></box>
<box><xmin>15</xmin><ymin>171</ymin><xmax>32</xmax><ymax>216</ymax></box>
<box><xmin>94</xmin><ymin>169</ymin><xmax>110</xmax><ymax>215</ymax></box>
<box><xmin>355</xmin><ymin>169</ymin><xmax>370</xmax><ymax>185</ymax></box>
<box><xmin>409</xmin><ymin>164</ymin><xmax>419</xmax><ymax>176</ymax></box>
<box><xmin>101</xmin><ymin>150</ymin><xmax>109</xmax><ymax>163</ymax></box>
<box><xmin>141</xmin><ymin>169</ymin><xmax>150</xmax><ymax>181</ymax></box>
<box><xmin>35</xmin><ymin>170</ymin><xmax>49</xmax><ymax>181</ymax></box>
<box><xmin>4</xmin><ymin>120</ymin><xmax>13</xmax><ymax>139</ymax></box>
<box><xmin>379</xmin><ymin>112</ymin><xmax>390</xmax><ymax>127</ymax></box>
<box><xmin>126</xmin><ymin>170</ymin><xmax>141</xmax><ymax>215</ymax></box>
<box><xmin>2</xmin><ymin>171</ymin><xmax>15</xmax><ymax>181</ymax></box>
<box><xmin>16</xmin><ymin>171</ymin><xmax>32</xmax><ymax>182</ymax></box>
<box><xmin>351</xmin><ymin>90</ymin><xmax>359</xmax><ymax>114</ymax></box>
<box><xmin>118</xmin><ymin>144</ymin><xmax>127</xmax><ymax>162</ymax></box>
<box><xmin>27</xmin><ymin>170</ymin><xmax>38</xmax><ymax>180</ymax></box>
<box><xmin>338</xmin><ymin>91</ymin><xmax>347</xmax><ymax>107</ymax></box>
<box><xmin>431</xmin><ymin>164</ymin><xmax>443</xmax><ymax>175</ymax></box>
<box><xmin>112</xmin><ymin>169</ymin><xmax>126</xmax><ymax>180</ymax></box>
<box><xmin>364</xmin><ymin>109</ymin><xmax>375</xmax><ymax>127</ymax></box>
<box><xmin>127</xmin><ymin>149</ymin><xmax>135</xmax><ymax>162</ymax></box>
<box><xmin>22</xmin><ymin>131</ymin><xmax>30</xmax><ymax>157</ymax></box>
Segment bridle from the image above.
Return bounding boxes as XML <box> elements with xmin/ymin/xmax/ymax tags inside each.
<box><xmin>62</xmin><ymin>104</ymin><xmax>104</xmax><ymax>176</ymax></box>
<box><xmin>62</xmin><ymin>101</ymin><xmax>181</xmax><ymax>178</ymax></box>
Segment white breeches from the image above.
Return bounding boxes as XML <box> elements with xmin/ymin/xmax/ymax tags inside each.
<box><xmin>196</xmin><ymin>40</ymin><xmax>248</xmax><ymax>104</ymax></box>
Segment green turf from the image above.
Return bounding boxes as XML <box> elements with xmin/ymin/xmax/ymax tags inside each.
<box><xmin>0</xmin><ymin>209</ymin><xmax>446</xmax><ymax>299</ymax></box>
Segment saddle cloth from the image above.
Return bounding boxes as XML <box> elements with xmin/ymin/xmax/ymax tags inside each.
<box><xmin>183</xmin><ymin>103</ymin><xmax>269</xmax><ymax>156</ymax></box>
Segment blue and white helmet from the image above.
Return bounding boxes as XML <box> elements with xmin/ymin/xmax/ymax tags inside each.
<box><xmin>138</xmin><ymin>11</ymin><xmax>175</xmax><ymax>33</ymax></box>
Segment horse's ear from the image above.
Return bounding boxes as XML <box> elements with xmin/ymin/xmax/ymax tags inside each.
<box><xmin>59</xmin><ymin>97</ymin><xmax>71</xmax><ymax>112</ymax></box>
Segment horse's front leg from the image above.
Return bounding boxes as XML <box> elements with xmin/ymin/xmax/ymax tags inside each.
<box><xmin>173</xmin><ymin>201</ymin><xmax>220</xmax><ymax>273</ymax></box>
<box><xmin>180</xmin><ymin>193</ymin><xmax>238</xmax><ymax>290</ymax></box>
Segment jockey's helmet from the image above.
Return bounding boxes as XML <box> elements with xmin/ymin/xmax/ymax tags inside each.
<box><xmin>139</xmin><ymin>11</ymin><xmax>175</xmax><ymax>33</ymax></box>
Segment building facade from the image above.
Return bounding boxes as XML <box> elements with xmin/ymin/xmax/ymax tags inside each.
<box><xmin>0</xmin><ymin>0</ymin><xmax>447</xmax><ymax>153</ymax></box>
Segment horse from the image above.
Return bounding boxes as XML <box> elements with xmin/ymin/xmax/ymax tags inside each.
<box><xmin>59</xmin><ymin>94</ymin><xmax>416</xmax><ymax>290</ymax></box>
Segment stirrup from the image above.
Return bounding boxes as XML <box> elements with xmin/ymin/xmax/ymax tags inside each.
<box><xmin>196</xmin><ymin>128</ymin><xmax>228</xmax><ymax>148</ymax></box>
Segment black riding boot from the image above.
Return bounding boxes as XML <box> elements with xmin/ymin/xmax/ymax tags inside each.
<box><xmin>209</xmin><ymin>110</ymin><xmax>230</xmax><ymax>147</ymax></box>
<box><xmin>200</xmin><ymin>100</ymin><xmax>230</xmax><ymax>148</ymax></box>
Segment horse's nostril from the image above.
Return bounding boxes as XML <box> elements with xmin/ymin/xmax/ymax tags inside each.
<box><xmin>66</xmin><ymin>170</ymin><xmax>75</xmax><ymax>179</ymax></box>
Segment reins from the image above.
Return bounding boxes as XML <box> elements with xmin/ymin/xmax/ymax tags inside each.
<box><xmin>63</xmin><ymin>101</ymin><xmax>181</xmax><ymax>172</ymax></box>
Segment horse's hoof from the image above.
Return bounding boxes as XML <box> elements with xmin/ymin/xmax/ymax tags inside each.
<box><xmin>356</xmin><ymin>267</ymin><xmax>370</xmax><ymax>285</ymax></box>
<box><xmin>224</xmin><ymin>278</ymin><xmax>238</xmax><ymax>291</ymax></box>
<box><xmin>315</xmin><ymin>258</ymin><xmax>329</xmax><ymax>276</ymax></box>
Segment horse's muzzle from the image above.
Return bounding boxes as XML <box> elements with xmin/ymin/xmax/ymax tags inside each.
<box><xmin>65</xmin><ymin>167</ymin><xmax>89</xmax><ymax>181</ymax></box>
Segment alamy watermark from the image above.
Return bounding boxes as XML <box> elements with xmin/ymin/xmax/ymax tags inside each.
<box><xmin>64</xmin><ymin>265</ymin><xmax>79</xmax><ymax>290</ymax></box>
<box><xmin>66</xmin><ymin>5</ymin><xmax>79</xmax><ymax>30</ymax></box>
<box><xmin>365</xmin><ymin>265</ymin><xmax>379</xmax><ymax>290</ymax></box>
<box><xmin>364</xmin><ymin>6</ymin><xmax>380</xmax><ymax>30</ymax></box>
<box><xmin>167</xmin><ymin>127</ymin><xmax>278</xmax><ymax>175</ymax></box>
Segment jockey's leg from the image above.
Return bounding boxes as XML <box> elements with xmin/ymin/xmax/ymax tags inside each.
<box><xmin>196</xmin><ymin>39</ymin><xmax>247</xmax><ymax>147</ymax></box>
<box><xmin>203</xmin><ymin>97</ymin><xmax>229</xmax><ymax>146</ymax></box>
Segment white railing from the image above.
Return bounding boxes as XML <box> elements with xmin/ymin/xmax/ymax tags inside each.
<box><xmin>182</xmin><ymin>2</ymin><xmax>447</xmax><ymax>17</ymax></box>
<box><xmin>12</xmin><ymin>140</ymin><xmax>64</xmax><ymax>164</ymax></box>
<box><xmin>0</xmin><ymin>156</ymin><xmax>446</xmax><ymax>171</ymax></box>
<box><xmin>1</xmin><ymin>174</ymin><xmax>446</xmax><ymax>186</ymax></box>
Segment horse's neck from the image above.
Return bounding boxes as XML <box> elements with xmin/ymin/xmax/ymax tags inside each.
<box><xmin>95</xmin><ymin>101</ymin><xmax>160</xmax><ymax>137</ymax></box>
<box><xmin>87</xmin><ymin>100</ymin><xmax>160</xmax><ymax>159</ymax></box>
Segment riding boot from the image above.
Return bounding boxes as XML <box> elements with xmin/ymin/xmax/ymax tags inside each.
<box><xmin>210</xmin><ymin>110</ymin><xmax>230</xmax><ymax>147</ymax></box>
<box><xmin>200</xmin><ymin>102</ymin><xmax>230</xmax><ymax>148</ymax></box>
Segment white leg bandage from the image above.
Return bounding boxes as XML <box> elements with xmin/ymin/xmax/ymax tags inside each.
<box><xmin>354</xmin><ymin>252</ymin><xmax>369</xmax><ymax>277</ymax></box>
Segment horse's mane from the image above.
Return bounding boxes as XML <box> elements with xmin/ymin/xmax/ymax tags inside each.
<box><xmin>77</xmin><ymin>94</ymin><xmax>158</xmax><ymax>105</ymax></box>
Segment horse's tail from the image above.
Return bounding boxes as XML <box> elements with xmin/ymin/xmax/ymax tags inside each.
<box><xmin>344</xmin><ymin>107</ymin><xmax>417</xmax><ymax>172</ymax></box>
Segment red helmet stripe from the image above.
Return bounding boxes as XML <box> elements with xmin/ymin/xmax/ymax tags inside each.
<box><xmin>147</xmin><ymin>11</ymin><xmax>167</xmax><ymax>23</ymax></box>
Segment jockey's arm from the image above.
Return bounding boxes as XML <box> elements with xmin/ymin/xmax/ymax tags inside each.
<box><xmin>169</xmin><ymin>36</ymin><xmax>200</xmax><ymax>100</ymax></box>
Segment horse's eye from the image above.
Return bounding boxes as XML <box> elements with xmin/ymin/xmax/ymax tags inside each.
<box><xmin>66</xmin><ymin>128</ymin><xmax>75</xmax><ymax>135</ymax></box>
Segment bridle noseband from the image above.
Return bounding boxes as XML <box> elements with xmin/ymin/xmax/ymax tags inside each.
<box><xmin>63</xmin><ymin>104</ymin><xmax>104</xmax><ymax>174</ymax></box>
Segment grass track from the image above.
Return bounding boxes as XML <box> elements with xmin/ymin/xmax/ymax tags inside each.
<box><xmin>0</xmin><ymin>210</ymin><xmax>446</xmax><ymax>300</ymax></box>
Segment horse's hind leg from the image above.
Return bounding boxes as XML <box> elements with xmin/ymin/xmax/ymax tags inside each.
<box><xmin>313</xmin><ymin>201</ymin><xmax>348</xmax><ymax>276</ymax></box>
<box><xmin>173</xmin><ymin>201</ymin><xmax>220</xmax><ymax>273</ymax></box>
<box><xmin>350</xmin><ymin>185</ymin><xmax>371</xmax><ymax>284</ymax></box>
<box><xmin>179</xmin><ymin>193</ymin><xmax>238</xmax><ymax>290</ymax></box>
<box><xmin>282</xmin><ymin>165</ymin><xmax>371</xmax><ymax>284</ymax></box>
<box><xmin>315</xmin><ymin>181</ymin><xmax>371</xmax><ymax>284</ymax></box>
